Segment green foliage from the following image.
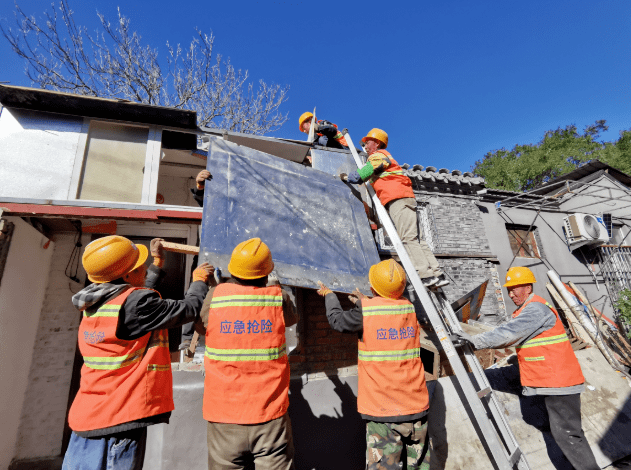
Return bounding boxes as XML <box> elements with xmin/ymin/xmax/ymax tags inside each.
<box><xmin>614</xmin><ymin>289</ymin><xmax>631</xmax><ymax>336</ymax></box>
<box><xmin>472</xmin><ymin>120</ymin><xmax>631</xmax><ymax>191</ymax></box>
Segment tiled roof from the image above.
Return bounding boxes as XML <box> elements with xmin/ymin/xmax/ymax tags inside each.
<box><xmin>401</xmin><ymin>164</ymin><xmax>486</xmax><ymax>187</ymax></box>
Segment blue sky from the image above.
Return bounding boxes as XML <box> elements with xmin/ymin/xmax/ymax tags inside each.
<box><xmin>1</xmin><ymin>0</ymin><xmax>630</xmax><ymax>171</ymax></box>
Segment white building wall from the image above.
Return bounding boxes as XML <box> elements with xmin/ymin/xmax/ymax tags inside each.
<box><xmin>12</xmin><ymin>232</ymin><xmax>90</xmax><ymax>463</ymax></box>
<box><xmin>0</xmin><ymin>218</ymin><xmax>54</xmax><ymax>470</ymax></box>
<box><xmin>0</xmin><ymin>108</ymin><xmax>83</xmax><ymax>200</ymax></box>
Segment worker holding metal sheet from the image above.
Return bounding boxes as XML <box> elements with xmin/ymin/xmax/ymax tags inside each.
<box><xmin>317</xmin><ymin>259</ymin><xmax>431</xmax><ymax>470</ymax></box>
<box><xmin>196</xmin><ymin>237</ymin><xmax>298</xmax><ymax>470</ymax></box>
<box><xmin>340</xmin><ymin>128</ymin><xmax>448</xmax><ymax>288</ymax></box>
<box><xmin>63</xmin><ymin>236</ymin><xmax>213</xmax><ymax>470</ymax></box>
<box><xmin>298</xmin><ymin>111</ymin><xmax>349</xmax><ymax>149</ymax></box>
<box><xmin>451</xmin><ymin>266</ymin><xmax>599</xmax><ymax>470</ymax></box>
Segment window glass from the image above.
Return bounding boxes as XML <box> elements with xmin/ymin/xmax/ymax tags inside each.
<box><xmin>78</xmin><ymin>121</ymin><xmax>148</xmax><ymax>202</ymax></box>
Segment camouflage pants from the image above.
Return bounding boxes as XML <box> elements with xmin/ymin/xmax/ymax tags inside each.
<box><xmin>366</xmin><ymin>417</ymin><xmax>430</xmax><ymax>470</ymax></box>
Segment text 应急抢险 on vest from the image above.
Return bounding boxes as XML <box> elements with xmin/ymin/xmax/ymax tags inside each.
<box><xmin>358</xmin><ymin>296</ymin><xmax>429</xmax><ymax>417</ymax></box>
<box><xmin>203</xmin><ymin>283</ymin><xmax>289</xmax><ymax>424</ymax></box>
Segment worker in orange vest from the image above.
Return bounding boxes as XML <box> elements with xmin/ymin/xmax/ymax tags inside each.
<box><xmin>317</xmin><ymin>259</ymin><xmax>430</xmax><ymax>470</ymax></box>
<box><xmin>196</xmin><ymin>238</ymin><xmax>298</xmax><ymax>470</ymax></box>
<box><xmin>342</xmin><ymin>128</ymin><xmax>448</xmax><ymax>288</ymax></box>
<box><xmin>450</xmin><ymin>266</ymin><xmax>599</xmax><ymax>470</ymax></box>
<box><xmin>63</xmin><ymin>235</ymin><xmax>214</xmax><ymax>470</ymax></box>
<box><xmin>298</xmin><ymin>111</ymin><xmax>349</xmax><ymax>149</ymax></box>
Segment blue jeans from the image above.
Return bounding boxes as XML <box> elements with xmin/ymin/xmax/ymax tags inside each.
<box><xmin>62</xmin><ymin>428</ymin><xmax>147</xmax><ymax>470</ymax></box>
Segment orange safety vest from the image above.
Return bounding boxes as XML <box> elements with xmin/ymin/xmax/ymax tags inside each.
<box><xmin>68</xmin><ymin>287</ymin><xmax>173</xmax><ymax>432</ymax></box>
<box><xmin>514</xmin><ymin>294</ymin><xmax>585</xmax><ymax>388</ymax></box>
<box><xmin>203</xmin><ymin>283</ymin><xmax>289</xmax><ymax>424</ymax></box>
<box><xmin>317</xmin><ymin>119</ymin><xmax>348</xmax><ymax>147</ymax></box>
<box><xmin>358</xmin><ymin>296</ymin><xmax>429</xmax><ymax>417</ymax></box>
<box><xmin>369</xmin><ymin>150</ymin><xmax>415</xmax><ymax>206</ymax></box>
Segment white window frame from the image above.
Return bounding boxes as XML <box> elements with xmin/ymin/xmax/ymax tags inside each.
<box><xmin>67</xmin><ymin>118</ymin><xmax>163</xmax><ymax>205</ymax></box>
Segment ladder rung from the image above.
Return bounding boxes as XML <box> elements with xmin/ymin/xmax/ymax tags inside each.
<box><xmin>508</xmin><ymin>447</ymin><xmax>523</xmax><ymax>466</ymax></box>
<box><xmin>477</xmin><ymin>387</ymin><xmax>492</xmax><ymax>399</ymax></box>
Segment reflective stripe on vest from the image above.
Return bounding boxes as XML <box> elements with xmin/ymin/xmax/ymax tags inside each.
<box><xmin>358</xmin><ymin>347</ymin><xmax>420</xmax><ymax>362</ymax></box>
<box><xmin>378</xmin><ymin>169</ymin><xmax>406</xmax><ymax>178</ymax></box>
<box><xmin>83</xmin><ymin>349</ymin><xmax>144</xmax><ymax>370</ymax></box>
<box><xmin>83</xmin><ymin>304</ymin><xmax>120</xmax><ymax>318</ymax></box>
<box><xmin>518</xmin><ymin>333</ymin><xmax>569</xmax><ymax>349</ymax></box>
<box><xmin>210</xmin><ymin>294</ymin><xmax>283</xmax><ymax>308</ymax></box>
<box><xmin>362</xmin><ymin>304</ymin><xmax>415</xmax><ymax>316</ymax></box>
<box><xmin>205</xmin><ymin>343</ymin><xmax>286</xmax><ymax>361</ymax></box>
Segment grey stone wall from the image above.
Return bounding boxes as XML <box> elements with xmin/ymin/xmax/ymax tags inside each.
<box><xmin>415</xmin><ymin>190</ymin><xmax>508</xmax><ymax>324</ymax></box>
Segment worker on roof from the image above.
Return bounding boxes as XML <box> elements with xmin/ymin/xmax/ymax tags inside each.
<box><xmin>316</xmin><ymin>259</ymin><xmax>430</xmax><ymax>470</ymax></box>
<box><xmin>195</xmin><ymin>237</ymin><xmax>298</xmax><ymax>470</ymax></box>
<box><xmin>450</xmin><ymin>267</ymin><xmax>599</xmax><ymax>470</ymax></box>
<box><xmin>63</xmin><ymin>236</ymin><xmax>214</xmax><ymax>470</ymax></box>
<box><xmin>299</xmin><ymin>111</ymin><xmax>349</xmax><ymax>149</ymax></box>
<box><xmin>342</xmin><ymin>128</ymin><xmax>448</xmax><ymax>288</ymax></box>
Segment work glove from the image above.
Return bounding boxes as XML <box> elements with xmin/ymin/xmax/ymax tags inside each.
<box><xmin>348</xmin><ymin>288</ymin><xmax>369</xmax><ymax>305</ymax></box>
<box><xmin>346</xmin><ymin>171</ymin><xmax>363</xmax><ymax>184</ymax></box>
<box><xmin>196</xmin><ymin>170</ymin><xmax>213</xmax><ymax>189</ymax></box>
<box><xmin>316</xmin><ymin>281</ymin><xmax>333</xmax><ymax>297</ymax></box>
<box><xmin>449</xmin><ymin>331</ymin><xmax>476</xmax><ymax>349</ymax></box>
<box><xmin>150</xmin><ymin>238</ymin><xmax>165</xmax><ymax>268</ymax></box>
<box><xmin>192</xmin><ymin>263</ymin><xmax>215</xmax><ymax>285</ymax></box>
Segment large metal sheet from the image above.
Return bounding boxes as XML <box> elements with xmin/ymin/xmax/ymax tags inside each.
<box><xmin>199</xmin><ymin>138</ymin><xmax>380</xmax><ymax>294</ymax></box>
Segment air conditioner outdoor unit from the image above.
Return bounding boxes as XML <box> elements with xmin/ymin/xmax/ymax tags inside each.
<box><xmin>563</xmin><ymin>213</ymin><xmax>609</xmax><ymax>250</ymax></box>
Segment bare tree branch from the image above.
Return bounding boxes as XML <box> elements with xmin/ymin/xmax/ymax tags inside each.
<box><xmin>1</xmin><ymin>0</ymin><xmax>289</xmax><ymax>134</ymax></box>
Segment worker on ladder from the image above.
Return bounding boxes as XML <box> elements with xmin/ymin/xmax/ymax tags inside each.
<box><xmin>63</xmin><ymin>236</ymin><xmax>214</xmax><ymax>470</ymax></box>
<box><xmin>317</xmin><ymin>259</ymin><xmax>431</xmax><ymax>470</ymax></box>
<box><xmin>341</xmin><ymin>128</ymin><xmax>448</xmax><ymax>288</ymax></box>
<box><xmin>197</xmin><ymin>238</ymin><xmax>298</xmax><ymax>469</ymax></box>
<box><xmin>298</xmin><ymin>111</ymin><xmax>349</xmax><ymax>149</ymax></box>
<box><xmin>451</xmin><ymin>266</ymin><xmax>599</xmax><ymax>470</ymax></box>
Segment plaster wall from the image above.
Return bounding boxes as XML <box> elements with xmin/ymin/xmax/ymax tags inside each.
<box><xmin>13</xmin><ymin>232</ymin><xmax>90</xmax><ymax>462</ymax></box>
<box><xmin>0</xmin><ymin>217</ymin><xmax>54</xmax><ymax>470</ymax></box>
<box><xmin>0</xmin><ymin>108</ymin><xmax>83</xmax><ymax>199</ymax></box>
<box><xmin>479</xmin><ymin>197</ymin><xmax>615</xmax><ymax>320</ymax></box>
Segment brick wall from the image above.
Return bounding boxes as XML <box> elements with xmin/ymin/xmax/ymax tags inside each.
<box><xmin>289</xmin><ymin>289</ymin><xmax>358</xmax><ymax>380</ymax></box>
<box><xmin>13</xmin><ymin>232</ymin><xmax>89</xmax><ymax>461</ymax></box>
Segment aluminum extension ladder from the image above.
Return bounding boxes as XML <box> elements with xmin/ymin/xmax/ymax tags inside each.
<box><xmin>343</xmin><ymin>132</ymin><xmax>530</xmax><ymax>470</ymax></box>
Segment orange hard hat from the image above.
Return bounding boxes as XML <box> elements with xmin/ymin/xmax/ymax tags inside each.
<box><xmin>362</xmin><ymin>128</ymin><xmax>388</xmax><ymax>149</ymax></box>
<box><xmin>299</xmin><ymin>112</ymin><xmax>314</xmax><ymax>132</ymax></box>
<box><xmin>369</xmin><ymin>259</ymin><xmax>406</xmax><ymax>299</ymax></box>
<box><xmin>82</xmin><ymin>235</ymin><xmax>148</xmax><ymax>283</ymax></box>
<box><xmin>503</xmin><ymin>266</ymin><xmax>537</xmax><ymax>287</ymax></box>
<box><xmin>228</xmin><ymin>238</ymin><xmax>275</xmax><ymax>279</ymax></box>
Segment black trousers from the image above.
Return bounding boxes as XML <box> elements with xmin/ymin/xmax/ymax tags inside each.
<box><xmin>544</xmin><ymin>394</ymin><xmax>599</xmax><ymax>470</ymax></box>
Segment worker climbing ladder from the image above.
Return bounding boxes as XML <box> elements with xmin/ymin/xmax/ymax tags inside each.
<box><xmin>343</xmin><ymin>131</ymin><xmax>531</xmax><ymax>470</ymax></box>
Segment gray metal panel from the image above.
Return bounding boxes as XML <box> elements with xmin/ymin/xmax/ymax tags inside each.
<box><xmin>198</xmin><ymin>137</ymin><xmax>380</xmax><ymax>294</ymax></box>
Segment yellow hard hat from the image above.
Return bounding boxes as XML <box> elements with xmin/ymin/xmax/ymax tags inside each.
<box><xmin>369</xmin><ymin>259</ymin><xmax>406</xmax><ymax>299</ymax></box>
<box><xmin>228</xmin><ymin>238</ymin><xmax>274</xmax><ymax>279</ymax></box>
<box><xmin>503</xmin><ymin>266</ymin><xmax>537</xmax><ymax>287</ymax></box>
<box><xmin>298</xmin><ymin>112</ymin><xmax>314</xmax><ymax>132</ymax></box>
<box><xmin>83</xmin><ymin>235</ymin><xmax>148</xmax><ymax>283</ymax></box>
<box><xmin>362</xmin><ymin>128</ymin><xmax>388</xmax><ymax>149</ymax></box>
